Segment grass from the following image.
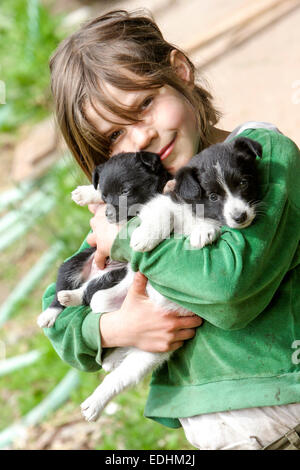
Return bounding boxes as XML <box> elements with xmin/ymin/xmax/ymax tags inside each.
<box><xmin>0</xmin><ymin>0</ymin><xmax>64</xmax><ymax>132</ymax></box>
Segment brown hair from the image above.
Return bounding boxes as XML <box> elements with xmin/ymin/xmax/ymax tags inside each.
<box><xmin>49</xmin><ymin>9</ymin><xmax>221</xmax><ymax>180</ymax></box>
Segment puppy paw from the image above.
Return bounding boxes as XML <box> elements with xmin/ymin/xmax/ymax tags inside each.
<box><xmin>71</xmin><ymin>185</ymin><xmax>102</xmax><ymax>206</ymax></box>
<box><xmin>81</xmin><ymin>394</ymin><xmax>104</xmax><ymax>422</ymax></box>
<box><xmin>130</xmin><ymin>226</ymin><xmax>161</xmax><ymax>252</ymax></box>
<box><xmin>37</xmin><ymin>307</ymin><xmax>61</xmax><ymax>328</ymax></box>
<box><xmin>189</xmin><ymin>223</ymin><xmax>221</xmax><ymax>249</ymax></box>
<box><xmin>57</xmin><ymin>289</ymin><xmax>82</xmax><ymax>307</ymax></box>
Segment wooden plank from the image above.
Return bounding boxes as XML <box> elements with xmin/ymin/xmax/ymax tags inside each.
<box><xmin>184</xmin><ymin>0</ymin><xmax>297</xmax><ymax>54</ymax></box>
<box><xmin>0</xmin><ymin>241</ymin><xmax>63</xmax><ymax>326</ymax></box>
<box><xmin>0</xmin><ymin>351</ymin><xmax>41</xmax><ymax>377</ymax></box>
<box><xmin>189</xmin><ymin>0</ymin><xmax>300</xmax><ymax>68</ymax></box>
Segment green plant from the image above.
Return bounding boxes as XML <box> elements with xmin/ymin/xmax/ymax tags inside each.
<box><xmin>0</xmin><ymin>0</ymin><xmax>64</xmax><ymax>131</ymax></box>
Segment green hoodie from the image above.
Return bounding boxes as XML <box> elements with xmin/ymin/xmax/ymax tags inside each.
<box><xmin>42</xmin><ymin>128</ymin><xmax>300</xmax><ymax>428</ymax></box>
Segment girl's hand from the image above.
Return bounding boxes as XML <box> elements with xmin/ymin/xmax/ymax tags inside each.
<box><xmin>87</xmin><ymin>204</ymin><xmax>121</xmax><ymax>269</ymax></box>
<box><xmin>99</xmin><ymin>272</ymin><xmax>203</xmax><ymax>352</ymax></box>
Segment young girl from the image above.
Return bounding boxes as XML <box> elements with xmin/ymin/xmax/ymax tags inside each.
<box><xmin>43</xmin><ymin>10</ymin><xmax>300</xmax><ymax>450</ymax></box>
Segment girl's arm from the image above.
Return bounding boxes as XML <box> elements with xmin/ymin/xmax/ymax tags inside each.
<box><xmin>42</xmin><ymin>283</ymin><xmax>102</xmax><ymax>371</ymax></box>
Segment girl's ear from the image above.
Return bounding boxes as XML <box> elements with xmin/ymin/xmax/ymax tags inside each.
<box><xmin>170</xmin><ymin>50</ymin><xmax>194</xmax><ymax>85</ymax></box>
<box><xmin>92</xmin><ymin>164</ymin><xmax>104</xmax><ymax>189</ymax></box>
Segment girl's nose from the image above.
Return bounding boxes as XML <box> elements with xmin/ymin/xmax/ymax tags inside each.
<box><xmin>131</xmin><ymin>124</ymin><xmax>158</xmax><ymax>151</ymax></box>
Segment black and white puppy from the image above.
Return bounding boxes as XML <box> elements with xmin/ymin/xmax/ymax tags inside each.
<box><xmin>130</xmin><ymin>137</ymin><xmax>262</xmax><ymax>252</ymax></box>
<box><xmin>37</xmin><ymin>151</ymin><xmax>171</xmax><ymax>329</ymax></box>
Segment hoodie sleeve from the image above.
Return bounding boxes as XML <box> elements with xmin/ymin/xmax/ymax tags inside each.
<box><xmin>42</xmin><ymin>236</ymin><xmax>103</xmax><ymax>371</ymax></box>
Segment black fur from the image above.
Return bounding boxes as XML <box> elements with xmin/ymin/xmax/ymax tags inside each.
<box><xmin>82</xmin><ymin>267</ymin><xmax>128</xmax><ymax>306</ymax></box>
<box><xmin>93</xmin><ymin>151</ymin><xmax>171</xmax><ymax>223</ymax></box>
<box><xmin>49</xmin><ymin>247</ymin><xmax>96</xmax><ymax>310</ymax></box>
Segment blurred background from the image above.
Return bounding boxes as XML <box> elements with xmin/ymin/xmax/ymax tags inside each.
<box><xmin>0</xmin><ymin>0</ymin><xmax>299</xmax><ymax>450</ymax></box>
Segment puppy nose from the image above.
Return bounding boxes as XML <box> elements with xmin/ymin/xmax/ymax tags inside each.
<box><xmin>232</xmin><ymin>212</ymin><xmax>247</xmax><ymax>224</ymax></box>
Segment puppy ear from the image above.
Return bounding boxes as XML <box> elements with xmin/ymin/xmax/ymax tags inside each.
<box><xmin>92</xmin><ymin>164</ymin><xmax>104</xmax><ymax>190</ymax></box>
<box><xmin>136</xmin><ymin>151</ymin><xmax>162</xmax><ymax>173</ymax></box>
<box><xmin>233</xmin><ymin>137</ymin><xmax>263</xmax><ymax>160</ymax></box>
<box><xmin>174</xmin><ymin>167</ymin><xmax>202</xmax><ymax>201</ymax></box>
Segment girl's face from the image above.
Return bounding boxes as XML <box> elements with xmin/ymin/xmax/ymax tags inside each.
<box><xmin>84</xmin><ymin>83</ymin><xmax>200</xmax><ymax>175</ymax></box>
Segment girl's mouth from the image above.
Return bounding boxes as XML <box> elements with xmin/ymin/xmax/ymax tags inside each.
<box><xmin>159</xmin><ymin>135</ymin><xmax>176</xmax><ymax>161</ymax></box>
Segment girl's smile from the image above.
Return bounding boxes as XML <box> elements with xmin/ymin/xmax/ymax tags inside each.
<box><xmin>159</xmin><ymin>134</ymin><xmax>177</xmax><ymax>162</ymax></box>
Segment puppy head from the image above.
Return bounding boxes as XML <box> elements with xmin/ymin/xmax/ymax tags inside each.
<box><xmin>219</xmin><ymin>137</ymin><xmax>262</xmax><ymax>228</ymax></box>
<box><xmin>92</xmin><ymin>151</ymin><xmax>171</xmax><ymax>223</ymax></box>
<box><xmin>174</xmin><ymin>166</ymin><xmax>223</xmax><ymax>223</ymax></box>
<box><xmin>173</xmin><ymin>137</ymin><xmax>262</xmax><ymax>229</ymax></box>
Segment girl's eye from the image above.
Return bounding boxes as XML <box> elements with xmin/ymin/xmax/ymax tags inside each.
<box><xmin>109</xmin><ymin>129</ymin><xmax>124</xmax><ymax>143</ymax></box>
<box><xmin>209</xmin><ymin>193</ymin><xmax>219</xmax><ymax>202</ymax></box>
<box><xmin>140</xmin><ymin>96</ymin><xmax>153</xmax><ymax>111</ymax></box>
<box><xmin>240</xmin><ymin>179</ymin><xmax>248</xmax><ymax>189</ymax></box>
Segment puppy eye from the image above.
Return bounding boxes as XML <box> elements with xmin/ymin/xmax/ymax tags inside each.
<box><xmin>240</xmin><ymin>179</ymin><xmax>248</xmax><ymax>189</ymax></box>
<box><xmin>121</xmin><ymin>188</ymin><xmax>130</xmax><ymax>196</ymax></box>
<box><xmin>209</xmin><ymin>193</ymin><xmax>219</xmax><ymax>202</ymax></box>
<box><xmin>101</xmin><ymin>194</ymin><xmax>107</xmax><ymax>202</ymax></box>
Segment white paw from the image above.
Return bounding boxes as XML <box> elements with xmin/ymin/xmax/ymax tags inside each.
<box><xmin>130</xmin><ymin>226</ymin><xmax>160</xmax><ymax>252</ymax></box>
<box><xmin>57</xmin><ymin>290</ymin><xmax>81</xmax><ymax>307</ymax></box>
<box><xmin>37</xmin><ymin>307</ymin><xmax>61</xmax><ymax>328</ymax></box>
<box><xmin>71</xmin><ymin>186</ymin><xmax>91</xmax><ymax>206</ymax></box>
<box><xmin>189</xmin><ymin>223</ymin><xmax>221</xmax><ymax>249</ymax></box>
<box><xmin>81</xmin><ymin>394</ymin><xmax>104</xmax><ymax>422</ymax></box>
<box><xmin>71</xmin><ymin>185</ymin><xmax>102</xmax><ymax>206</ymax></box>
<box><xmin>102</xmin><ymin>358</ymin><xmax>115</xmax><ymax>372</ymax></box>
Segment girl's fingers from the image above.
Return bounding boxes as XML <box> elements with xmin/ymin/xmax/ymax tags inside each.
<box><xmin>169</xmin><ymin>341</ymin><xmax>184</xmax><ymax>351</ymax></box>
<box><xmin>94</xmin><ymin>249</ymin><xmax>107</xmax><ymax>270</ymax></box>
<box><xmin>130</xmin><ymin>272</ymin><xmax>148</xmax><ymax>295</ymax></box>
<box><xmin>88</xmin><ymin>204</ymin><xmax>99</xmax><ymax>214</ymax></box>
<box><xmin>89</xmin><ymin>216</ymin><xmax>96</xmax><ymax>230</ymax></box>
<box><xmin>86</xmin><ymin>232</ymin><xmax>96</xmax><ymax>246</ymax></box>
<box><xmin>175</xmin><ymin>315</ymin><xmax>203</xmax><ymax>329</ymax></box>
<box><xmin>175</xmin><ymin>328</ymin><xmax>198</xmax><ymax>341</ymax></box>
